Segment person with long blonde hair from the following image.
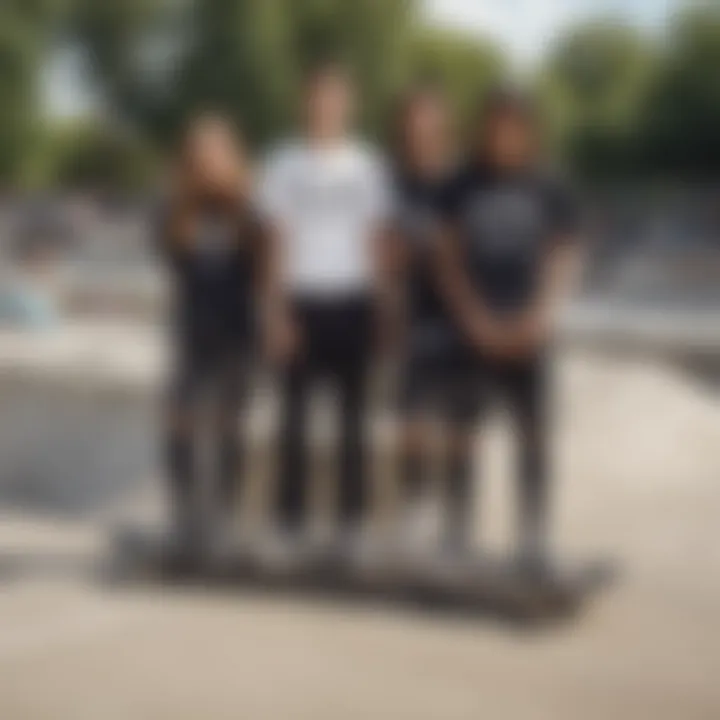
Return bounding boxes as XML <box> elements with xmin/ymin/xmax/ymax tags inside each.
<box><xmin>157</xmin><ymin>113</ymin><xmax>262</xmax><ymax>564</ymax></box>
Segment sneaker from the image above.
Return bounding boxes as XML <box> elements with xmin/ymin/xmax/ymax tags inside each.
<box><xmin>256</xmin><ymin>527</ymin><xmax>306</xmax><ymax>574</ymax></box>
<box><xmin>395</xmin><ymin>496</ymin><xmax>441</xmax><ymax>558</ymax></box>
<box><xmin>514</xmin><ymin>547</ymin><xmax>560</xmax><ymax>589</ymax></box>
<box><xmin>206</xmin><ymin>501</ymin><xmax>247</xmax><ymax>563</ymax></box>
<box><xmin>441</xmin><ymin>522</ymin><xmax>474</xmax><ymax>560</ymax></box>
<box><xmin>332</xmin><ymin>524</ymin><xmax>383</xmax><ymax>575</ymax></box>
<box><xmin>162</xmin><ymin>502</ymin><xmax>208</xmax><ymax>568</ymax></box>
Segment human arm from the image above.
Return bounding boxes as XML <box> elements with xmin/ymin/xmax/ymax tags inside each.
<box><xmin>500</xmin><ymin>176</ymin><xmax>584</xmax><ymax>358</ymax></box>
<box><xmin>255</xmin><ymin>149</ymin><xmax>300</xmax><ymax>364</ymax></box>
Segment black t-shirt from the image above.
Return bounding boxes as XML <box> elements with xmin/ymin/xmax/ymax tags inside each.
<box><xmin>393</xmin><ymin>169</ymin><xmax>449</xmax><ymax>327</ymax></box>
<box><xmin>156</xmin><ymin>196</ymin><xmax>261</xmax><ymax>350</ymax></box>
<box><xmin>439</xmin><ymin>163</ymin><xmax>580</xmax><ymax>314</ymax></box>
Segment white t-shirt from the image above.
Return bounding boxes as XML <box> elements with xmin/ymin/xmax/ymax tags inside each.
<box><xmin>258</xmin><ymin>139</ymin><xmax>391</xmax><ymax>297</ymax></box>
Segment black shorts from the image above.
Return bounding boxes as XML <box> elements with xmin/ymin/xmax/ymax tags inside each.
<box><xmin>168</xmin><ymin>331</ymin><xmax>252</xmax><ymax>415</ymax></box>
<box><xmin>397</xmin><ymin>321</ymin><xmax>467</xmax><ymax>418</ymax></box>
<box><xmin>442</xmin><ymin>351</ymin><xmax>549</xmax><ymax>428</ymax></box>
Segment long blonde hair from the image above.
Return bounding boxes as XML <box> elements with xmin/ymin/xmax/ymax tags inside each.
<box><xmin>174</xmin><ymin>113</ymin><xmax>250</xmax><ymax>203</ymax></box>
<box><xmin>167</xmin><ymin>113</ymin><xmax>251</xmax><ymax>246</ymax></box>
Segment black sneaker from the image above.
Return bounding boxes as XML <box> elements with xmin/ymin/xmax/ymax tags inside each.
<box><xmin>163</xmin><ymin>506</ymin><xmax>208</xmax><ymax>575</ymax></box>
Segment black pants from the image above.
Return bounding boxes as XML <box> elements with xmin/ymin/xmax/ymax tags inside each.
<box><xmin>165</xmin><ymin>340</ymin><xmax>249</xmax><ymax>524</ymax></box>
<box><xmin>277</xmin><ymin>296</ymin><xmax>374</xmax><ymax>531</ymax></box>
<box><xmin>437</xmin><ymin>351</ymin><xmax>550</xmax><ymax>550</ymax></box>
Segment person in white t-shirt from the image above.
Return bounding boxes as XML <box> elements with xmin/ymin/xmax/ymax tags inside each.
<box><xmin>258</xmin><ymin>61</ymin><xmax>392</xmax><ymax>557</ymax></box>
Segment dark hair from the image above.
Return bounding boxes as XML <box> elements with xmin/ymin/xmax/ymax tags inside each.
<box><xmin>391</xmin><ymin>80</ymin><xmax>447</xmax><ymax>168</ymax></box>
<box><xmin>475</xmin><ymin>83</ymin><xmax>541</xmax><ymax>157</ymax></box>
<box><xmin>478</xmin><ymin>84</ymin><xmax>537</xmax><ymax>124</ymax></box>
<box><xmin>303</xmin><ymin>57</ymin><xmax>352</xmax><ymax>91</ymax></box>
<box><xmin>169</xmin><ymin>112</ymin><xmax>247</xmax><ymax>211</ymax></box>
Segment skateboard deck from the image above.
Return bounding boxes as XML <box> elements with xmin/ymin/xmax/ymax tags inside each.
<box><xmin>110</xmin><ymin>525</ymin><xmax>615</xmax><ymax>622</ymax></box>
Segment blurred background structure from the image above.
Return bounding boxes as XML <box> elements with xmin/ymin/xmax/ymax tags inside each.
<box><xmin>3</xmin><ymin>0</ymin><xmax>720</xmax><ymax>185</ymax></box>
<box><xmin>0</xmin><ymin>2</ymin><xmax>719</xmax><ymax>719</ymax></box>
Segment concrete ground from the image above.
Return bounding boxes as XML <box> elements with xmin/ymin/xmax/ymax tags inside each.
<box><xmin>1</xmin><ymin>350</ymin><xmax>719</xmax><ymax>719</ymax></box>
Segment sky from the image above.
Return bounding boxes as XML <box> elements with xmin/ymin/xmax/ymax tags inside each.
<box><xmin>45</xmin><ymin>0</ymin><xmax>681</xmax><ymax>119</ymax></box>
<box><xmin>425</xmin><ymin>0</ymin><xmax>679</xmax><ymax>66</ymax></box>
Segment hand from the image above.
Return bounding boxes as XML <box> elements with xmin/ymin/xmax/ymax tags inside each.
<box><xmin>265</xmin><ymin>312</ymin><xmax>300</xmax><ymax>365</ymax></box>
<box><xmin>466</xmin><ymin>311</ymin><xmax>548</xmax><ymax>361</ymax></box>
<box><xmin>500</xmin><ymin>311</ymin><xmax>550</xmax><ymax>360</ymax></box>
<box><xmin>375</xmin><ymin>308</ymin><xmax>403</xmax><ymax>359</ymax></box>
<box><xmin>468</xmin><ymin>316</ymin><xmax>502</xmax><ymax>355</ymax></box>
<box><xmin>467</xmin><ymin>314</ymin><xmax>510</xmax><ymax>356</ymax></box>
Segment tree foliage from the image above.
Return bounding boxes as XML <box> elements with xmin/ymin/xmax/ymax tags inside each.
<box><xmin>4</xmin><ymin>0</ymin><xmax>720</xmax><ymax>185</ymax></box>
<box><xmin>540</xmin><ymin>3</ymin><xmax>720</xmax><ymax>181</ymax></box>
<box><xmin>408</xmin><ymin>27</ymin><xmax>504</xmax><ymax>138</ymax></box>
<box><xmin>539</xmin><ymin>19</ymin><xmax>656</xmax><ymax>178</ymax></box>
<box><xmin>0</xmin><ymin>0</ymin><xmax>65</xmax><ymax>183</ymax></box>
<box><xmin>71</xmin><ymin>0</ymin><xmax>418</xmax><ymax>149</ymax></box>
<box><xmin>639</xmin><ymin>3</ymin><xmax>720</xmax><ymax>180</ymax></box>
<box><xmin>44</xmin><ymin>121</ymin><xmax>158</xmax><ymax>190</ymax></box>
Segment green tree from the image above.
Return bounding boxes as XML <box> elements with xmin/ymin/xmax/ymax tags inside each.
<box><xmin>0</xmin><ymin>0</ymin><xmax>64</xmax><ymax>183</ymax></box>
<box><xmin>283</xmin><ymin>0</ymin><xmax>417</xmax><ymax>135</ymax></box>
<box><xmin>407</xmin><ymin>26</ymin><xmax>504</xmax><ymax>138</ymax></box>
<box><xmin>41</xmin><ymin>120</ymin><xmax>157</xmax><ymax>191</ymax></box>
<box><xmin>539</xmin><ymin>20</ymin><xmax>656</xmax><ymax>178</ymax></box>
<box><xmin>639</xmin><ymin>2</ymin><xmax>720</xmax><ymax>180</ymax></box>
<box><xmin>71</xmin><ymin>0</ymin><xmax>418</xmax><ymax>150</ymax></box>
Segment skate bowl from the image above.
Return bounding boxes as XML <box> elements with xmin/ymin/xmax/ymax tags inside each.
<box><xmin>0</xmin><ymin>322</ymin><xmax>399</xmax><ymax>523</ymax></box>
<box><xmin>0</xmin><ymin>323</ymin><xmax>161</xmax><ymax>515</ymax></box>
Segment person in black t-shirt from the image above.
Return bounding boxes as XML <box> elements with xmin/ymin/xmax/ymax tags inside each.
<box><xmin>157</xmin><ymin>115</ymin><xmax>263</xmax><ymax>563</ymax></box>
<box><xmin>435</xmin><ymin>87</ymin><xmax>582</xmax><ymax>568</ymax></box>
<box><xmin>390</xmin><ymin>84</ymin><xmax>466</xmax><ymax>551</ymax></box>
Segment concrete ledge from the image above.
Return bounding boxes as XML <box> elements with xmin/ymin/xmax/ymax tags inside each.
<box><xmin>562</xmin><ymin>300</ymin><xmax>720</xmax><ymax>360</ymax></box>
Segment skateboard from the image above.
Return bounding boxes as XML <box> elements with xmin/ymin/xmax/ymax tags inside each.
<box><xmin>110</xmin><ymin>524</ymin><xmax>615</xmax><ymax>622</ymax></box>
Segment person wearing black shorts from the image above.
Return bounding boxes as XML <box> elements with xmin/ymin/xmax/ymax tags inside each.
<box><xmin>435</xmin><ymin>87</ymin><xmax>582</xmax><ymax>569</ymax></box>
<box><xmin>157</xmin><ymin>115</ymin><xmax>262</xmax><ymax>561</ymax></box>
<box><xmin>389</xmin><ymin>84</ymin><xmax>468</xmax><ymax>551</ymax></box>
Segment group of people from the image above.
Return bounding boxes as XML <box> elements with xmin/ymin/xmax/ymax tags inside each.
<box><xmin>158</xmin><ymin>61</ymin><xmax>581</xmax><ymax>576</ymax></box>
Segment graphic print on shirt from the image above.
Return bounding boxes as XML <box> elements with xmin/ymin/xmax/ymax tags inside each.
<box><xmin>396</xmin><ymin>195</ymin><xmax>440</xmax><ymax>250</ymax></box>
<box><xmin>259</xmin><ymin>141</ymin><xmax>391</xmax><ymax>296</ymax></box>
<box><xmin>463</xmin><ymin>187</ymin><xmax>546</xmax><ymax>256</ymax></box>
<box><xmin>291</xmin><ymin>175</ymin><xmax>369</xmax><ymax>220</ymax></box>
<box><xmin>441</xmin><ymin>166</ymin><xmax>579</xmax><ymax>313</ymax></box>
<box><xmin>195</xmin><ymin>214</ymin><xmax>238</xmax><ymax>269</ymax></box>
